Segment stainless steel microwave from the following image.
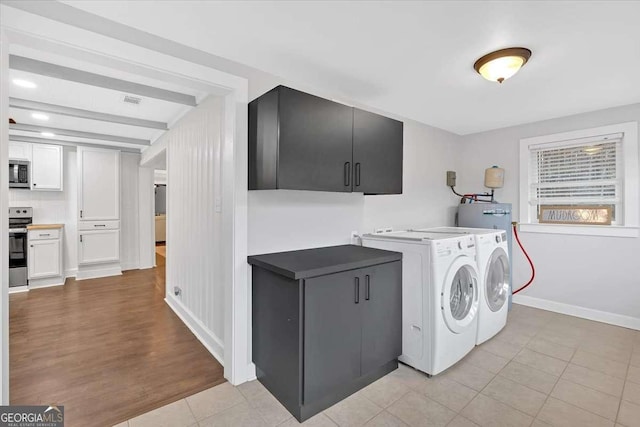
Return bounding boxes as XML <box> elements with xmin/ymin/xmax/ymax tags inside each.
<box><xmin>9</xmin><ymin>160</ymin><xmax>30</xmax><ymax>189</ymax></box>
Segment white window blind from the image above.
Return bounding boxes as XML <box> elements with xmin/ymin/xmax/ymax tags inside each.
<box><xmin>529</xmin><ymin>134</ymin><xmax>622</xmax><ymax>221</ymax></box>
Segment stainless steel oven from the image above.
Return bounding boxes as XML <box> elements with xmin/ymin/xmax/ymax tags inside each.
<box><xmin>9</xmin><ymin>207</ymin><xmax>32</xmax><ymax>288</ymax></box>
<box><xmin>9</xmin><ymin>160</ymin><xmax>30</xmax><ymax>189</ymax></box>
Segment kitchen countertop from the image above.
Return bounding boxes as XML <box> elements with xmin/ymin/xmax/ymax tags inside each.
<box><xmin>27</xmin><ymin>224</ymin><xmax>64</xmax><ymax>230</ymax></box>
<box><xmin>247</xmin><ymin>244</ymin><xmax>402</xmax><ymax>280</ymax></box>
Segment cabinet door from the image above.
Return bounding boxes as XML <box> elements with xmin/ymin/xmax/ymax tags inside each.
<box><xmin>28</xmin><ymin>239</ymin><xmax>61</xmax><ymax>279</ymax></box>
<box><xmin>278</xmin><ymin>87</ymin><xmax>354</xmax><ymax>192</ymax></box>
<box><xmin>32</xmin><ymin>144</ymin><xmax>63</xmax><ymax>191</ymax></box>
<box><xmin>9</xmin><ymin>142</ymin><xmax>31</xmax><ymax>160</ymax></box>
<box><xmin>353</xmin><ymin>109</ymin><xmax>403</xmax><ymax>194</ymax></box>
<box><xmin>78</xmin><ymin>147</ymin><xmax>120</xmax><ymax>220</ymax></box>
<box><xmin>304</xmin><ymin>270</ymin><xmax>362</xmax><ymax>402</ymax></box>
<box><xmin>361</xmin><ymin>261</ymin><xmax>402</xmax><ymax>373</ymax></box>
<box><xmin>78</xmin><ymin>230</ymin><xmax>120</xmax><ymax>265</ymax></box>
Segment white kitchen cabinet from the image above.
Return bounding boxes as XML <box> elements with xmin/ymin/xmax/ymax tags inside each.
<box><xmin>78</xmin><ymin>146</ymin><xmax>120</xmax><ymax>221</ymax></box>
<box><xmin>9</xmin><ymin>141</ymin><xmax>32</xmax><ymax>160</ymax></box>
<box><xmin>28</xmin><ymin>226</ymin><xmax>64</xmax><ymax>287</ymax></box>
<box><xmin>28</xmin><ymin>239</ymin><xmax>62</xmax><ymax>279</ymax></box>
<box><xmin>78</xmin><ymin>229</ymin><xmax>120</xmax><ymax>265</ymax></box>
<box><xmin>31</xmin><ymin>144</ymin><xmax>63</xmax><ymax>191</ymax></box>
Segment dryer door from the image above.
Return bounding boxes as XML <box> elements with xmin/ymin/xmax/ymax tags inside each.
<box><xmin>484</xmin><ymin>247</ymin><xmax>510</xmax><ymax>312</ymax></box>
<box><xmin>441</xmin><ymin>257</ymin><xmax>479</xmax><ymax>334</ymax></box>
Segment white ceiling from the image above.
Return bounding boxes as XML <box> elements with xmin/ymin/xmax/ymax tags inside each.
<box><xmin>8</xmin><ymin>43</ymin><xmax>207</xmax><ymax>150</ymax></box>
<box><xmin>61</xmin><ymin>0</ymin><xmax>640</xmax><ymax>135</ymax></box>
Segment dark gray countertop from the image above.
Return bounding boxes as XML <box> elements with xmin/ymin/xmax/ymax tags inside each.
<box><xmin>247</xmin><ymin>244</ymin><xmax>402</xmax><ymax>280</ymax></box>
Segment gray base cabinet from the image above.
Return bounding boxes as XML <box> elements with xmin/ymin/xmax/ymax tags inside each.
<box><xmin>249</xmin><ymin>245</ymin><xmax>402</xmax><ymax>421</ymax></box>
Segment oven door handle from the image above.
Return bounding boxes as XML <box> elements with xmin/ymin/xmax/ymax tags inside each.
<box><xmin>9</xmin><ymin>228</ymin><xmax>28</xmax><ymax>234</ymax></box>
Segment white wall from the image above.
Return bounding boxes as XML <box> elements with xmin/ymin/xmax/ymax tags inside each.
<box><xmin>163</xmin><ymin>96</ymin><xmax>226</xmax><ymax>360</ymax></box>
<box><xmin>457</xmin><ymin>103</ymin><xmax>640</xmax><ymax>326</ymax></box>
<box><xmin>9</xmin><ymin>147</ymin><xmax>145</xmax><ymax>276</ymax></box>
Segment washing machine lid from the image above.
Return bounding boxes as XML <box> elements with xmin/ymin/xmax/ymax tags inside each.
<box><xmin>485</xmin><ymin>246</ymin><xmax>510</xmax><ymax>312</ymax></box>
<box><xmin>415</xmin><ymin>226</ymin><xmax>500</xmax><ymax>236</ymax></box>
<box><xmin>441</xmin><ymin>256</ymin><xmax>479</xmax><ymax>334</ymax></box>
<box><xmin>362</xmin><ymin>230</ymin><xmax>463</xmax><ymax>242</ymax></box>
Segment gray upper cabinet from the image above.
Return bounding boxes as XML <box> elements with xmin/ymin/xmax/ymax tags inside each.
<box><xmin>353</xmin><ymin>108</ymin><xmax>403</xmax><ymax>194</ymax></box>
<box><xmin>248</xmin><ymin>86</ymin><xmax>403</xmax><ymax>194</ymax></box>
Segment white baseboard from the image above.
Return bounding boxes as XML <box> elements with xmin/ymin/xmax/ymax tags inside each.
<box><xmin>65</xmin><ymin>268</ymin><xmax>77</xmax><ymax>278</ymax></box>
<box><xmin>120</xmin><ymin>262</ymin><xmax>140</xmax><ymax>272</ymax></box>
<box><xmin>29</xmin><ymin>278</ymin><xmax>65</xmax><ymax>289</ymax></box>
<box><xmin>246</xmin><ymin>363</ymin><xmax>257</xmax><ymax>381</ymax></box>
<box><xmin>76</xmin><ymin>265</ymin><xmax>122</xmax><ymax>280</ymax></box>
<box><xmin>513</xmin><ymin>294</ymin><xmax>640</xmax><ymax>331</ymax></box>
<box><xmin>165</xmin><ymin>294</ymin><xmax>225</xmax><ymax>366</ymax></box>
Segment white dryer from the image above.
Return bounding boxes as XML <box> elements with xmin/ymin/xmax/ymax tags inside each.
<box><xmin>416</xmin><ymin>227</ymin><xmax>510</xmax><ymax>344</ymax></box>
<box><xmin>361</xmin><ymin>231</ymin><xmax>479</xmax><ymax>375</ymax></box>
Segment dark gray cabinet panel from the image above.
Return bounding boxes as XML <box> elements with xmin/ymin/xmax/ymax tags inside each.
<box><xmin>353</xmin><ymin>108</ymin><xmax>403</xmax><ymax>195</ymax></box>
<box><xmin>249</xmin><ymin>245</ymin><xmax>402</xmax><ymax>422</ymax></box>
<box><xmin>304</xmin><ymin>270</ymin><xmax>362</xmax><ymax>402</ymax></box>
<box><xmin>251</xmin><ymin>267</ymin><xmax>302</xmax><ymax>411</ymax></box>
<box><xmin>248</xmin><ymin>87</ymin><xmax>279</xmax><ymax>190</ymax></box>
<box><xmin>248</xmin><ymin>86</ymin><xmax>403</xmax><ymax>194</ymax></box>
<box><xmin>279</xmin><ymin>87</ymin><xmax>354</xmax><ymax>192</ymax></box>
<box><xmin>360</xmin><ymin>261</ymin><xmax>403</xmax><ymax>373</ymax></box>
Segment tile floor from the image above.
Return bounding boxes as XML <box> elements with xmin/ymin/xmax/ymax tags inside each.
<box><xmin>114</xmin><ymin>305</ymin><xmax>640</xmax><ymax>427</ymax></box>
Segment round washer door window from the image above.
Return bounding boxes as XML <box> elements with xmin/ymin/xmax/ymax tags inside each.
<box><xmin>485</xmin><ymin>247</ymin><xmax>510</xmax><ymax>312</ymax></box>
<box><xmin>441</xmin><ymin>257</ymin><xmax>479</xmax><ymax>334</ymax></box>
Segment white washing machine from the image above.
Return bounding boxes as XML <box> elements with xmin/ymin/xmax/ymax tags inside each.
<box><xmin>361</xmin><ymin>231</ymin><xmax>479</xmax><ymax>375</ymax></box>
<box><xmin>416</xmin><ymin>227</ymin><xmax>510</xmax><ymax>344</ymax></box>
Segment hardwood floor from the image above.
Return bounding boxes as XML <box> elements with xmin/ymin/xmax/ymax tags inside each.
<box><xmin>9</xmin><ymin>255</ymin><xmax>225</xmax><ymax>427</ymax></box>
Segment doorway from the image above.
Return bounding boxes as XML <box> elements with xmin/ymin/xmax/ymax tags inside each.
<box><xmin>1</xmin><ymin>5</ymin><xmax>250</xmax><ymax>414</ymax></box>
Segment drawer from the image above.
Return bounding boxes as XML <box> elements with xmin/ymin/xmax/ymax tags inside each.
<box><xmin>78</xmin><ymin>220</ymin><xmax>120</xmax><ymax>231</ymax></box>
<box><xmin>29</xmin><ymin>229</ymin><xmax>60</xmax><ymax>240</ymax></box>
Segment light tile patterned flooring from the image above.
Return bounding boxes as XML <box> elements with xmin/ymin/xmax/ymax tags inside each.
<box><xmin>114</xmin><ymin>305</ymin><xmax>640</xmax><ymax>427</ymax></box>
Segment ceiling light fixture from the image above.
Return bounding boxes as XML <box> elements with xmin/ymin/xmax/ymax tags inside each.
<box><xmin>41</xmin><ymin>132</ymin><xmax>55</xmax><ymax>138</ymax></box>
<box><xmin>31</xmin><ymin>112</ymin><xmax>49</xmax><ymax>121</ymax></box>
<box><xmin>12</xmin><ymin>78</ymin><xmax>37</xmax><ymax>89</ymax></box>
<box><xmin>474</xmin><ymin>47</ymin><xmax>532</xmax><ymax>83</ymax></box>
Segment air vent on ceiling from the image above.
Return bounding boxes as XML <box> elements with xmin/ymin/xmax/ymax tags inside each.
<box><xmin>123</xmin><ymin>95</ymin><xmax>142</xmax><ymax>105</ymax></box>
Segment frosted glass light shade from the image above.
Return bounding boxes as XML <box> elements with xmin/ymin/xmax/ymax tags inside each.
<box><xmin>474</xmin><ymin>48</ymin><xmax>532</xmax><ymax>83</ymax></box>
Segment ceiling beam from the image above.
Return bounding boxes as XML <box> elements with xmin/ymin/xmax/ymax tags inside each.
<box><xmin>10</xmin><ymin>55</ymin><xmax>197</xmax><ymax>106</ymax></box>
<box><xmin>9</xmin><ymin>98</ymin><xmax>168</xmax><ymax>130</ymax></box>
<box><xmin>10</xmin><ymin>123</ymin><xmax>150</xmax><ymax>146</ymax></box>
<box><xmin>9</xmin><ymin>135</ymin><xmax>141</xmax><ymax>153</ymax></box>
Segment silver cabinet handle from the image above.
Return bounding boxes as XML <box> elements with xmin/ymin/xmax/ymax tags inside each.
<box><xmin>40</xmin><ymin>233</ymin><xmax>50</xmax><ymax>236</ymax></box>
<box><xmin>94</xmin><ymin>224</ymin><xmax>106</xmax><ymax>227</ymax></box>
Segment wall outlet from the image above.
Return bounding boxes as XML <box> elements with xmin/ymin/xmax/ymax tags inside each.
<box><xmin>374</xmin><ymin>227</ymin><xmax>394</xmax><ymax>234</ymax></box>
<box><xmin>446</xmin><ymin>170</ymin><xmax>457</xmax><ymax>187</ymax></box>
<box><xmin>350</xmin><ymin>231</ymin><xmax>360</xmax><ymax>245</ymax></box>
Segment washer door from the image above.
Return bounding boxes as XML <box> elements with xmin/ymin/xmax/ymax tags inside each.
<box><xmin>441</xmin><ymin>257</ymin><xmax>479</xmax><ymax>334</ymax></box>
<box><xmin>485</xmin><ymin>247</ymin><xmax>510</xmax><ymax>312</ymax></box>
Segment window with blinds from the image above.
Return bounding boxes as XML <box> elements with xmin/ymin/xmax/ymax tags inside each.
<box><xmin>529</xmin><ymin>133</ymin><xmax>622</xmax><ymax>223</ymax></box>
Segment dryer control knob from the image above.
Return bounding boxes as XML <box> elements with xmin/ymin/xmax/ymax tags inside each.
<box><xmin>496</xmin><ymin>235</ymin><xmax>501</xmax><ymax>243</ymax></box>
<box><xmin>457</xmin><ymin>241</ymin><xmax>462</xmax><ymax>250</ymax></box>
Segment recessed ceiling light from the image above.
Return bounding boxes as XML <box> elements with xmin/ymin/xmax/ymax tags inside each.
<box><xmin>31</xmin><ymin>112</ymin><xmax>49</xmax><ymax>121</ymax></box>
<box><xmin>12</xmin><ymin>79</ymin><xmax>37</xmax><ymax>89</ymax></box>
<box><xmin>41</xmin><ymin>132</ymin><xmax>55</xmax><ymax>138</ymax></box>
<box><xmin>474</xmin><ymin>47</ymin><xmax>532</xmax><ymax>83</ymax></box>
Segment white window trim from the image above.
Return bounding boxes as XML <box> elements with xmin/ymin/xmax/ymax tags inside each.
<box><xmin>519</xmin><ymin>122</ymin><xmax>639</xmax><ymax>238</ymax></box>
